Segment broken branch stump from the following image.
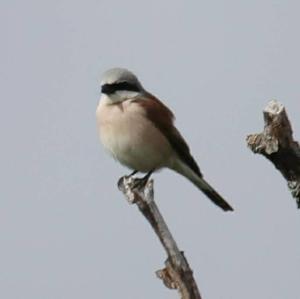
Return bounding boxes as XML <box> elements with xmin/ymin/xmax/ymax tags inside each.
<box><xmin>247</xmin><ymin>100</ymin><xmax>300</xmax><ymax>208</ymax></box>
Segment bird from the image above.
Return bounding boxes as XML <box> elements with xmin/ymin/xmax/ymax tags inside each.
<box><xmin>96</xmin><ymin>68</ymin><xmax>233</xmax><ymax>211</ymax></box>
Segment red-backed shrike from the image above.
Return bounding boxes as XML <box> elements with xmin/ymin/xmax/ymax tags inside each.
<box><xmin>96</xmin><ymin>68</ymin><xmax>233</xmax><ymax>211</ymax></box>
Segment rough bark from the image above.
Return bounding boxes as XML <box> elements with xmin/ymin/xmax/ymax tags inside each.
<box><xmin>118</xmin><ymin>176</ymin><xmax>202</xmax><ymax>299</ymax></box>
<box><xmin>246</xmin><ymin>100</ymin><xmax>300</xmax><ymax>208</ymax></box>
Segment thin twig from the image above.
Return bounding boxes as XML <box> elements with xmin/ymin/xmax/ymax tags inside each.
<box><xmin>118</xmin><ymin>176</ymin><xmax>202</xmax><ymax>299</ymax></box>
<box><xmin>246</xmin><ymin>99</ymin><xmax>300</xmax><ymax>208</ymax></box>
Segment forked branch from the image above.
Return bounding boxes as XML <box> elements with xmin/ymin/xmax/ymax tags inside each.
<box><xmin>118</xmin><ymin>176</ymin><xmax>202</xmax><ymax>299</ymax></box>
<box><xmin>247</xmin><ymin>100</ymin><xmax>300</xmax><ymax>208</ymax></box>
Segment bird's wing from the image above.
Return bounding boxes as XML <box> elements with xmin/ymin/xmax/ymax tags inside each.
<box><xmin>133</xmin><ymin>93</ymin><xmax>202</xmax><ymax>177</ymax></box>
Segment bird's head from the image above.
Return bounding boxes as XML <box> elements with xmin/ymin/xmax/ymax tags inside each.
<box><xmin>100</xmin><ymin>68</ymin><xmax>144</xmax><ymax>103</ymax></box>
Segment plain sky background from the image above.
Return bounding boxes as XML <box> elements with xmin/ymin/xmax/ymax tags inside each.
<box><xmin>1</xmin><ymin>1</ymin><xmax>300</xmax><ymax>298</ymax></box>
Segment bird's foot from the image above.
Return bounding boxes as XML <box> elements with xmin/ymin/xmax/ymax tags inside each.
<box><xmin>118</xmin><ymin>170</ymin><xmax>153</xmax><ymax>192</ymax></box>
<box><xmin>131</xmin><ymin>171</ymin><xmax>153</xmax><ymax>190</ymax></box>
<box><xmin>132</xmin><ymin>177</ymin><xmax>149</xmax><ymax>190</ymax></box>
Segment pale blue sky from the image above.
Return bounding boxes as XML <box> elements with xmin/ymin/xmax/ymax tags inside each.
<box><xmin>1</xmin><ymin>1</ymin><xmax>300</xmax><ymax>298</ymax></box>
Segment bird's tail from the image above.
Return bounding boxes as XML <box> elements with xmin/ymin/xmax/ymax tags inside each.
<box><xmin>193</xmin><ymin>176</ymin><xmax>233</xmax><ymax>211</ymax></box>
<box><xmin>170</xmin><ymin>159</ymin><xmax>234</xmax><ymax>212</ymax></box>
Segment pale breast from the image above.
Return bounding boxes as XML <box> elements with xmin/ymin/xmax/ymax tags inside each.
<box><xmin>96</xmin><ymin>98</ymin><xmax>173</xmax><ymax>172</ymax></box>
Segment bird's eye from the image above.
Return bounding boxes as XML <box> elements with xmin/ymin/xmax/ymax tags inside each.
<box><xmin>101</xmin><ymin>82</ymin><xmax>140</xmax><ymax>94</ymax></box>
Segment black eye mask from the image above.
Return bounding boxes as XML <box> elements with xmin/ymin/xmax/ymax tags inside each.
<box><xmin>101</xmin><ymin>82</ymin><xmax>140</xmax><ymax>94</ymax></box>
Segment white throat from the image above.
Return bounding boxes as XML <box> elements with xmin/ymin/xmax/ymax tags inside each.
<box><xmin>102</xmin><ymin>90</ymin><xmax>140</xmax><ymax>104</ymax></box>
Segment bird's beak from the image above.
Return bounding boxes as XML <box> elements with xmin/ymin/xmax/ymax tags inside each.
<box><xmin>101</xmin><ymin>84</ymin><xmax>113</xmax><ymax>95</ymax></box>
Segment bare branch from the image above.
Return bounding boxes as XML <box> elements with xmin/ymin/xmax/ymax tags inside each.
<box><xmin>118</xmin><ymin>176</ymin><xmax>202</xmax><ymax>299</ymax></box>
<box><xmin>246</xmin><ymin>100</ymin><xmax>300</xmax><ymax>208</ymax></box>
